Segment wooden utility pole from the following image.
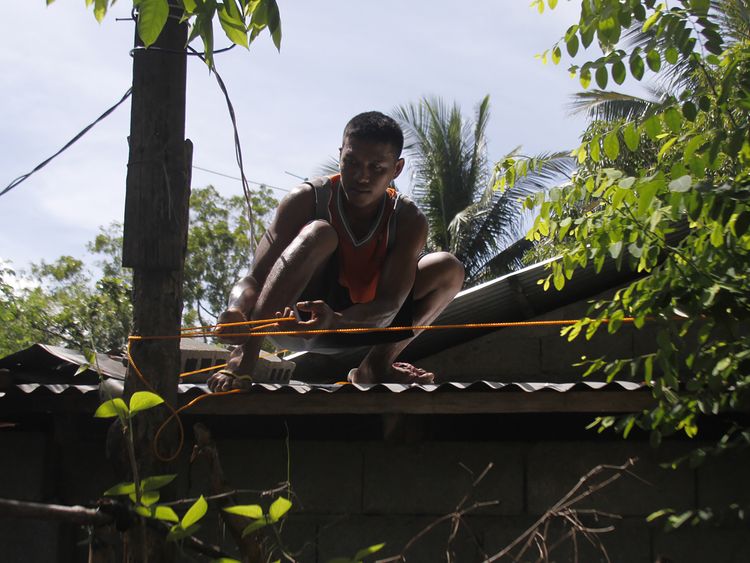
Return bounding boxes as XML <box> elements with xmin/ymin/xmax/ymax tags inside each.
<box><xmin>121</xmin><ymin>5</ymin><xmax>191</xmax><ymax>561</ymax></box>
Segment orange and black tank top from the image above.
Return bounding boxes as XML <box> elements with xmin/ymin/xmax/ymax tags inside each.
<box><xmin>305</xmin><ymin>174</ymin><xmax>404</xmax><ymax>304</ymax></box>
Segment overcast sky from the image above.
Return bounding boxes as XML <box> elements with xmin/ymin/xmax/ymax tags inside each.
<box><xmin>1</xmin><ymin>0</ymin><xmax>592</xmax><ymax>272</ymax></box>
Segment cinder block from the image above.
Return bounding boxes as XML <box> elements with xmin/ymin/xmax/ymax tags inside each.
<box><xmin>0</xmin><ymin>520</ymin><xmax>60</xmax><ymax>562</ymax></box>
<box><xmin>478</xmin><ymin>515</ymin><xmax>650</xmax><ymax>563</ymax></box>
<box><xmin>0</xmin><ymin>431</ymin><xmax>47</xmax><ymax>501</ymax></box>
<box><xmin>419</xmin><ymin>334</ymin><xmax>541</xmax><ymax>382</ymax></box>
<box><xmin>58</xmin><ymin>438</ymin><xmax>117</xmax><ymax>505</ymax></box>
<box><xmin>363</xmin><ymin>442</ymin><xmax>523</xmax><ymax>515</ymax></box>
<box><xmin>316</xmin><ymin>515</ymin><xmax>481</xmax><ymax>563</ymax></box>
<box><xmin>653</xmin><ymin>526</ymin><xmax>750</xmax><ymax>562</ymax></box>
<box><xmin>697</xmin><ymin>449</ymin><xmax>750</xmax><ymax>508</ymax></box>
<box><xmin>216</xmin><ymin>439</ymin><xmax>363</xmax><ymax>515</ymax></box>
<box><xmin>527</xmin><ymin>441</ymin><xmax>695</xmax><ymax>517</ymax></box>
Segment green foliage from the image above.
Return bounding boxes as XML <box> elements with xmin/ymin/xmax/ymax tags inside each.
<box><xmin>223</xmin><ymin>496</ymin><xmax>292</xmax><ymax>538</ymax></box>
<box><xmin>533</xmin><ymin>1</ymin><xmax>750</xmax><ymax>462</ymax></box>
<box><xmin>0</xmin><ymin>224</ymin><xmax>132</xmax><ymax>357</ymax></box>
<box><xmin>64</xmin><ymin>0</ymin><xmax>283</xmax><ymax>67</ymax></box>
<box><xmin>168</xmin><ymin>495</ymin><xmax>208</xmax><ymax>541</ymax></box>
<box><xmin>183</xmin><ymin>185</ymin><xmax>276</xmax><ymax>327</ymax></box>
<box><xmin>0</xmin><ymin>185</ymin><xmax>276</xmax><ymax>357</ymax></box>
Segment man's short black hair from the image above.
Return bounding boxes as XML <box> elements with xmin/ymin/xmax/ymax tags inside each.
<box><xmin>343</xmin><ymin>111</ymin><xmax>404</xmax><ymax>157</ymax></box>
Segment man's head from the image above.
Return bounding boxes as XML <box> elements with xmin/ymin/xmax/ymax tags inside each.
<box><xmin>342</xmin><ymin>111</ymin><xmax>404</xmax><ymax>157</ymax></box>
<box><xmin>339</xmin><ymin>112</ymin><xmax>405</xmax><ymax>210</ymax></box>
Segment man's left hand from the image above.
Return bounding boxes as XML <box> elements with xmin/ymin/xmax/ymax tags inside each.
<box><xmin>280</xmin><ymin>300</ymin><xmax>338</xmax><ymax>338</ymax></box>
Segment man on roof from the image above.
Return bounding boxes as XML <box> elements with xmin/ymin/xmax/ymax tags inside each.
<box><xmin>208</xmin><ymin>111</ymin><xmax>464</xmax><ymax>391</ymax></box>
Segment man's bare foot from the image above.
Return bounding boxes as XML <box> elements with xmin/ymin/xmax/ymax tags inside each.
<box><xmin>348</xmin><ymin>362</ymin><xmax>435</xmax><ymax>384</ymax></box>
<box><xmin>206</xmin><ymin>370</ymin><xmax>253</xmax><ymax>392</ymax></box>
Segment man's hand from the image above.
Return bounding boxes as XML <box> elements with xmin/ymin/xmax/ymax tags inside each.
<box><xmin>214</xmin><ymin>308</ymin><xmax>252</xmax><ymax>345</ymax></box>
<box><xmin>281</xmin><ymin>300</ymin><xmax>339</xmax><ymax>338</ymax></box>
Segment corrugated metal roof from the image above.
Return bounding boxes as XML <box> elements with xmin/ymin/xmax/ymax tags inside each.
<box><xmin>289</xmin><ymin>255</ymin><xmax>644</xmax><ymax>379</ymax></box>
<box><xmin>1</xmin><ymin>380</ymin><xmax>651</xmax><ymax>415</ymax></box>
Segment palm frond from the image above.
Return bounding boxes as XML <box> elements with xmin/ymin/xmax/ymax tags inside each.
<box><xmin>567</xmin><ymin>90</ymin><xmax>660</xmax><ymax>121</ymax></box>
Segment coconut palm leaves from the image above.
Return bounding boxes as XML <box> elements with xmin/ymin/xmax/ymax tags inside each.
<box><xmin>569</xmin><ymin>0</ymin><xmax>750</xmax><ymax>122</ymax></box>
<box><xmin>394</xmin><ymin>97</ymin><xmax>575</xmax><ymax>286</ymax></box>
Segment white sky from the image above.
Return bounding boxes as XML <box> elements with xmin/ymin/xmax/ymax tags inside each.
<box><xmin>1</xmin><ymin>0</ymin><xmax>592</xmax><ymax>271</ymax></box>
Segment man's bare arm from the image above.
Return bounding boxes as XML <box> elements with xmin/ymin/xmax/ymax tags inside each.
<box><xmin>221</xmin><ymin>184</ymin><xmax>315</xmax><ymax>318</ymax></box>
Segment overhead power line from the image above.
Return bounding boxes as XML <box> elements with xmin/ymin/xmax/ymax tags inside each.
<box><xmin>1</xmin><ymin>88</ymin><xmax>133</xmax><ymax>199</ymax></box>
<box><xmin>192</xmin><ymin>165</ymin><xmax>289</xmax><ymax>192</ymax></box>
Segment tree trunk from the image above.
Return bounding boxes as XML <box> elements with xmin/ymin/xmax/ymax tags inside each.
<box><xmin>121</xmin><ymin>4</ymin><xmax>191</xmax><ymax>562</ymax></box>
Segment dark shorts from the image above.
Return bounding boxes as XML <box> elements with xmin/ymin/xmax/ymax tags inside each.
<box><xmin>268</xmin><ymin>254</ymin><xmax>415</xmax><ymax>354</ymax></box>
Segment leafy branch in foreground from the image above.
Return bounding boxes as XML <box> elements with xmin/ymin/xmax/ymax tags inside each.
<box><xmin>49</xmin><ymin>0</ymin><xmax>283</xmax><ymax>67</ymax></box>
<box><xmin>524</xmin><ymin>0</ymin><xmax>750</xmax><ymax>465</ymax></box>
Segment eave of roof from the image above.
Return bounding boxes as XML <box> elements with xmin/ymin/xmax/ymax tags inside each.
<box><xmin>0</xmin><ymin>380</ymin><xmax>652</xmax><ymax>416</ymax></box>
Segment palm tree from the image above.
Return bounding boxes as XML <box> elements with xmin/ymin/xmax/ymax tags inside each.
<box><xmin>393</xmin><ymin>96</ymin><xmax>574</xmax><ymax>286</ymax></box>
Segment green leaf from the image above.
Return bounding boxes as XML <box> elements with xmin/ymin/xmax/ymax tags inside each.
<box><xmin>603</xmin><ymin>130</ymin><xmax>620</xmax><ymax>160</ymax></box>
<box><xmin>638</xmin><ymin>178</ymin><xmax>661</xmax><ymax>214</ymax></box>
<box><xmin>129</xmin><ymin>391</ymin><xmax>164</xmax><ymax>417</ymax></box>
<box><xmin>608</xmin><ymin>240</ymin><xmax>623</xmax><ymax>259</ymax></box>
<box><xmin>548</xmin><ymin>0</ymin><xmax>558</xmax><ymax>8</ymax></box>
<box><xmin>241</xmin><ymin>517</ymin><xmax>270</xmax><ymax>537</ymax></box>
<box><xmin>265</xmin><ymin>0</ymin><xmax>282</xmax><ymax>51</ymax></box>
<box><xmin>136</xmin><ymin>504</ymin><xmax>180</xmax><ymax>522</ymax></box>
<box><xmin>551</xmin><ymin>45</ymin><xmax>561</xmax><ymax>65</ymax></box>
<box><xmin>94</xmin><ymin>398</ymin><xmax>129</xmax><ymax>419</ymax></box>
<box><xmin>612</xmin><ymin>60</ymin><xmax>626</xmax><ymax>85</ymax></box>
<box><xmin>643</xmin><ymin>116</ymin><xmax>662</xmax><ymax>140</ymax></box>
<box><xmin>579</xmin><ymin>67</ymin><xmax>591</xmax><ymax>89</ymax></box>
<box><xmin>642</xmin><ymin>10</ymin><xmax>662</xmax><ymax>33</ymax></box>
<box><xmin>354</xmin><ymin>543</ymin><xmax>386</xmax><ymax>561</ymax></box>
<box><xmin>566</xmin><ymin>34</ymin><xmax>579</xmax><ymax>57</ymax></box>
<box><xmin>623</xmin><ymin>123</ymin><xmax>640</xmax><ymax>151</ymax></box>
<box><xmin>93</xmin><ymin>0</ymin><xmax>108</xmax><ymax>23</ymax></box>
<box><xmin>595</xmin><ymin>65</ymin><xmax>608</xmax><ymax>89</ymax></box>
<box><xmin>646</xmin><ymin>49</ymin><xmax>661</xmax><ymax>72</ymax></box>
<box><xmin>629</xmin><ymin>52</ymin><xmax>645</xmax><ymax>80</ymax></box>
<box><xmin>668</xmin><ymin>175</ymin><xmax>692</xmax><ymax>193</ymax></box>
<box><xmin>682</xmin><ymin>101</ymin><xmax>697</xmax><ymax>121</ymax></box>
<box><xmin>665</xmin><ymin>46</ymin><xmax>679</xmax><ymax>64</ymax></box>
<box><xmin>131</xmin><ymin>490</ymin><xmax>160</xmax><ymax>506</ymax></box>
<box><xmin>663</xmin><ymin>108</ymin><xmax>682</xmax><ymax>133</ymax></box>
<box><xmin>268</xmin><ymin>496</ymin><xmax>292</xmax><ymax>522</ymax></box>
<box><xmin>218</xmin><ymin>0</ymin><xmax>249</xmax><ymax>48</ymax></box>
<box><xmin>223</xmin><ymin>505</ymin><xmax>264</xmax><ymax>519</ymax></box>
<box><xmin>590</xmin><ymin>136</ymin><xmax>601</xmax><ymax>162</ymax></box>
<box><xmin>137</xmin><ymin>0</ymin><xmax>170</xmax><ymax>48</ymax></box>
<box><xmin>142</xmin><ymin>474</ymin><xmax>177</xmax><ymax>492</ymax></box>
<box><xmin>104</xmin><ymin>480</ymin><xmax>136</xmax><ymax>496</ymax></box>
<box><xmin>181</xmin><ymin>495</ymin><xmax>208</xmax><ymax>529</ymax></box>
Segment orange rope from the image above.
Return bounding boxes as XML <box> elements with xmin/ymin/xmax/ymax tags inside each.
<box><xmin>124</xmin><ymin>315</ymin><xmax>638</xmax><ymax>461</ymax></box>
<box><xmin>179</xmin><ymin>362</ymin><xmax>228</xmax><ymax>378</ymax></box>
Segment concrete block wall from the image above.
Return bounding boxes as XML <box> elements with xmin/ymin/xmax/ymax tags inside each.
<box><xmin>2</xmin><ymin>429</ymin><xmax>749</xmax><ymax>562</ymax></box>
<box><xmin>190</xmin><ymin>437</ymin><xmax>750</xmax><ymax>563</ymax></box>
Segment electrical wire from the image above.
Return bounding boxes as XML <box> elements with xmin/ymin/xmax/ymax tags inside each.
<box><xmin>0</xmin><ymin>88</ymin><xmax>133</xmax><ymax>198</ymax></box>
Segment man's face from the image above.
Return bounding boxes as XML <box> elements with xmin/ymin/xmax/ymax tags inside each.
<box><xmin>338</xmin><ymin>135</ymin><xmax>404</xmax><ymax>210</ymax></box>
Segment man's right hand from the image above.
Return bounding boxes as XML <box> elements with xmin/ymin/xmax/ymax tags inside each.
<box><xmin>214</xmin><ymin>308</ymin><xmax>253</xmax><ymax>344</ymax></box>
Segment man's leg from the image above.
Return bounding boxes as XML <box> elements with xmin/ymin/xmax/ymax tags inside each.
<box><xmin>350</xmin><ymin>251</ymin><xmax>464</xmax><ymax>384</ymax></box>
<box><xmin>209</xmin><ymin>220</ymin><xmax>338</xmax><ymax>391</ymax></box>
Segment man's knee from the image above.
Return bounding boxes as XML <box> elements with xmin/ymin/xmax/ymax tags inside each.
<box><xmin>417</xmin><ymin>252</ymin><xmax>465</xmax><ymax>296</ymax></box>
<box><xmin>296</xmin><ymin>220</ymin><xmax>338</xmax><ymax>255</ymax></box>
